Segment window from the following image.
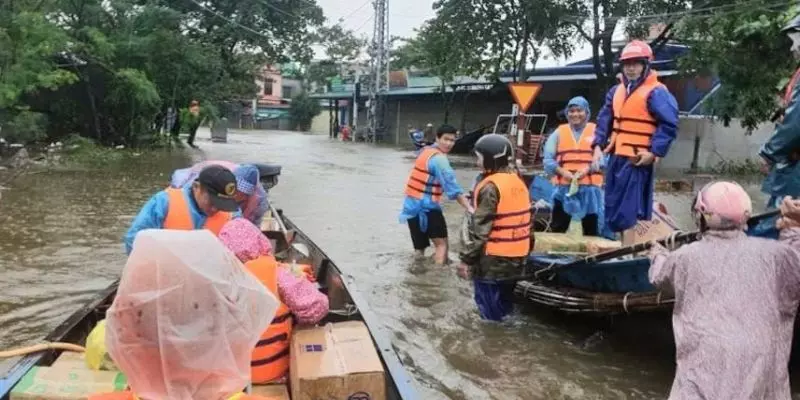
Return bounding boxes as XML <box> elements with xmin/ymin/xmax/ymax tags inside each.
<box><xmin>263</xmin><ymin>78</ymin><xmax>274</xmax><ymax>96</ymax></box>
<box><xmin>282</xmin><ymin>86</ymin><xmax>293</xmax><ymax>99</ymax></box>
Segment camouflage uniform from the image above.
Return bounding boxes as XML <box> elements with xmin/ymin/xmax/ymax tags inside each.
<box><xmin>459</xmin><ymin>171</ymin><xmax>530</xmax><ymax>280</ymax></box>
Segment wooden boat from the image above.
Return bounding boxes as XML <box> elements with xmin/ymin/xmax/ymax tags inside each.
<box><xmin>0</xmin><ymin>210</ymin><xmax>418</xmax><ymax>400</ymax></box>
<box><xmin>462</xmin><ymin>172</ymin><xmax>782</xmax><ymax>315</ymax></box>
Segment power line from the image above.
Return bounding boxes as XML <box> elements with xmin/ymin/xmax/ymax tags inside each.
<box><xmin>353</xmin><ymin>16</ymin><xmax>374</xmax><ymax>33</ymax></box>
<box><xmin>335</xmin><ymin>0</ymin><xmax>371</xmax><ymax>23</ymax></box>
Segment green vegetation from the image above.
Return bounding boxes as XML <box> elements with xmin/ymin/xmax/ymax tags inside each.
<box><xmin>0</xmin><ymin>0</ymin><xmax>366</xmax><ymax>147</ymax></box>
<box><xmin>677</xmin><ymin>2</ymin><xmax>799</xmax><ymax>130</ymax></box>
<box><xmin>289</xmin><ymin>92</ymin><xmax>322</xmax><ymax>131</ymax></box>
<box><xmin>391</xmin><ymin>0</ymin><xmax>798</xmax><ymax>128</ymax></box>
<box><xmin>701</xmin><ymin>159</ymin><xmax>763</xmax><ymax>176</ymax></box>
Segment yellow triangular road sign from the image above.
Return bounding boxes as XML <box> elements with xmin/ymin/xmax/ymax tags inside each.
<box><xmin>508</xmin><ymin>82</ymin><xmax>542</xmax><ymax>113</ymax></box>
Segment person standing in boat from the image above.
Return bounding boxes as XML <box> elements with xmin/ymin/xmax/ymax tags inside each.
<box><xmin>591</xmin><ymin>40</ymin><xmax>679</xmax><ymax>244</ymax></box>
<box><xmin>171</xmin><ymin>160</ymin><xmax>268</xmax><ymax>227</ymax></box>
<box><xmin>399</xmin><ymin>124</ymin><xmax>473</xmax><ymax>265</ymax></box>
<box><xmin>543</xmin><ymin>96</ymin><xmax>606</xmax><ymax>236</ymax></box>
<box><xmin>218</xmin><ymin>219</ymin><xmax>328</xmax><ymax>385</ymax></box>
<box><xmin>760</xmin><ymin>15</ymin><xmax>800</xmax><ymax>211</ymax></box>
<box><xmin>648</xmin><ymin>181</ymin><xmax>800</xmax><ymax>400</ymax></box>
<box><xmin>124</xmin><ymin>165</ymin><xmax>241</xmax><ymax>254</ymax></box>
<box><xmin>458</xmin><ymin>134</ymin><xmax>531</xmax><ymax>321</ymax></box>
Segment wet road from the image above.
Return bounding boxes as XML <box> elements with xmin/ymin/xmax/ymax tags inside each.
<box><xmin>0</xmin><ymin>129</ymin><xmax>792</xmax><ymax>399</ymax></box>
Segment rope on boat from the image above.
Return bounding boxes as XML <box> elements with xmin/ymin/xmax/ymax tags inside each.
<box><xmin>328</xmin><ymin>303</ymin><xmax>359</xmax><ymax>317</ymax></box>
<box><xmin>0</xmin><ymin>342</ymin><xmax>85</xmax><ymax>358</ymax></box>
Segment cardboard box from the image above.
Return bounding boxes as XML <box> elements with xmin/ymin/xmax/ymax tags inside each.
<box><xmin>50</xmin><ymin>352</ymin><xmax>87</xmax><ymax>371</ymax></box>
<box><xmin>290</xmin><ymin>321</ymin><xmax>386</xmax><ymax>400</ymax></box>
<box><xmin>623</xmin><ymin>201</ymin><xmax>681</xmax><ymax>246</ymax></box>
<box><xmin>11</xmin><ymin>365</ymin><xmax>127</xmax><ymax>400</ymax></box>
<box><xmin>251</xmin><ymin>384</ymin><xmax>290</xmax><ymax>400</ymax></box>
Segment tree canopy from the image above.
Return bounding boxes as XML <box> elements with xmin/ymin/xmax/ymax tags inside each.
<box><xmin>677</xmin><ymin>1</ymin><xmax>799</xmax><ymax>130</ymax></box>
<box><xmin>0</xmin><ymin>0</ymin><xmax>328</xmax><ymax>145</ymax></box>
<box><xmin>391</xmin><ymin>0</ymin><xmax>799</xmax><ymax>128</ymax></box>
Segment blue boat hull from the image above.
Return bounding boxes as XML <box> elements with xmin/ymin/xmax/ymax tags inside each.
<box><xmin>526</xmin><ymin>212</ymin><xmax>782</xmax><ymax>294</ymax></box>
<box><xmin>528</xmin><ymin>254</ymin><xmax>656</xmax><ymax>293</ymax></box>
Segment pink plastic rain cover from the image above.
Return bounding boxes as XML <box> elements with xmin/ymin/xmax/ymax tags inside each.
<box><xmin>106</xmin><ymin>229</ymin><xmax>279</xmax><ymax>399</ymax></box>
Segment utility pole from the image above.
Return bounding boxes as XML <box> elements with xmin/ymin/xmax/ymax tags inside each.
<box><xmin>367</xmin><ymin>0</ymin><xmax>389</xmax><ymax>142</ymax></box>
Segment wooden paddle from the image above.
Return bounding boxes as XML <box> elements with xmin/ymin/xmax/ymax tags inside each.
<box><xmin>515</xmin><ymin>208</ymin><xmax>781</xmax><ymax>281</ymax></box>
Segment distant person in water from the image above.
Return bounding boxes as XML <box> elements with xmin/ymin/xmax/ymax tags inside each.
<box><xmin>399</xmin><ymin>124</ymin><xmax>472</xmax><ymax>264</ymax></box>
<box><xmin>124</xmin><ymin>165</ymin><xmax>241</xmax><ymax>254</ymax></box>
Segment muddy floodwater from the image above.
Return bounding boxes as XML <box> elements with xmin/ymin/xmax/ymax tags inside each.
<box><xmin>1</xmin><ymin>128</ymin><xmax>797</xmax><ymax>399</ymax></box>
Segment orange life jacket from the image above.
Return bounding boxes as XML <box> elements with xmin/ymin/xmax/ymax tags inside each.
<box><xmin>89</xmin><ymin>391</ymin><xmax>270</xmax><ymax>400</ymax></box>
<box><xmin>605</xmin><ymin>70</ymin><xmax>665</xmax><ymax>158</ymax></box>
<box><xmin>550</xmin><ymin>123</ymin><xmax>603</xmax><ymax>187</ymax></box>
<box><xmin>404</xmin><ymin>147</ymin><xmax>443</xmax><ymax>203</ymax></box>
<box><xmin>163</xmin><ymin>187</ymin><xmax>232</xmax><ymax>235</ymax></box>
<box><xmin>245</xmin><ymin>256</ymin><xmax>293</xmax><ymax>384</ymax></box>
<box><xmin>473</xmin><ymin>172</ymin><xmax>531</xmax><ymax>257</ymax></box>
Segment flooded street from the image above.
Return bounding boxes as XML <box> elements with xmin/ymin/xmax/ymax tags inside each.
<box><xmin>0</xmin><ymin>128</ymin><xmax>789</xmax><ymax>399</ymax></box>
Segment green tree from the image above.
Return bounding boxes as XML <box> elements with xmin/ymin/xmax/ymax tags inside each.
<box><xmin>677</xmin><ymin>1</ymin><xmax>798</xmax><ymax>130</ymax></box>
<box><xmin>561</xmin><ymin>0</ymin><xmax>687</xmax><ymax>87</ymax></box>
<box><xmin>429</xmin><ymin>0</ymin><xmax>575</xmax><ymax>81</ymax></box>
<box><xmin>288</xmin><ymin>92</ymin><xmax>321</xmax><ymax>130</ymax></box>
<box><xmin>0</xmin><ymin>0</ymin><xmax>329</xmax><ymax>146</ymax></box>
<box><xmin>301</xmin><ymin>24</ymin><xmax>366</xmax><ymax>92</ymax></box>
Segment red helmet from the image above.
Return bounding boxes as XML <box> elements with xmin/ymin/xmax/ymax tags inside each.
<box><xmin>619</xmin><ymin>40</ymin><xmax>654</xmax><ymax>62</ymax></box>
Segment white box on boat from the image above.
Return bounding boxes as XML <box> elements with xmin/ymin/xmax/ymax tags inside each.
<box><xmin>290</xmin><ymin>321</ymin><xmax>386</xmax><ymax>400</ymax></box>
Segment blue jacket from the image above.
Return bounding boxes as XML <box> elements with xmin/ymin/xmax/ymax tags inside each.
<box><xmin>591</xmin><ymin>70</ymin><xmax>680</xmax><ymax>157</ymax></box>
<box><xmin>398</xmin><ymin>145</ymin><xmax>464</xmax><ymax>231</ymax></box>
<box><xmin>760</xmin><ymin>75</ymin><xmax>800</xmax><ymax>202</ymax></box>
<box><xmin>124</xmin><ymin>185</ymin><xmax>242</xmax><ymax>254</ymax></box>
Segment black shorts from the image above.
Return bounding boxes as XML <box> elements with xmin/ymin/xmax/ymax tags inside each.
<box><xmin>407</xmin><ymin>209</ymin><xmax>448</xmax><ymax>250</ymax></box>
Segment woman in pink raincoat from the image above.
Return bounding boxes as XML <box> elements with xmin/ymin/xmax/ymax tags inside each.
<box><xmin>648</xmin><ymin>181</ymin><xmax>800</xmax><ymax>399</ymax></box>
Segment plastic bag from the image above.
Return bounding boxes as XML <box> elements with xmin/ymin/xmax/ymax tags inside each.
<box><xmin>567</xmin><ymin>175</ymin><xmax>580</xmax><ymax>197</ymax></box>
<box><xmin>106</xmin><ymin>229</ymin><xmax>279</xmax><ymax>400</ymax></box>
<box><xmin>84</xmin><ymin>319</ymin><xmax>119</xmax><ymax>371</ymax></box>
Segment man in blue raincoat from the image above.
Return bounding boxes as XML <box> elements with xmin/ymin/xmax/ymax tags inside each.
<box><xmin>760</xmin><ymin>15</ymin><xmax>800</xmax><ymax>210</ymax></box>
<box><xmin>543</xmin><ymin>96</ymin><xmax>608</xmax><ymax>236</ymax></box>
<box><xmin>591</xmin><ymin>40</ymin><xmax>679</xmax><ymax>244</ymax></box>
